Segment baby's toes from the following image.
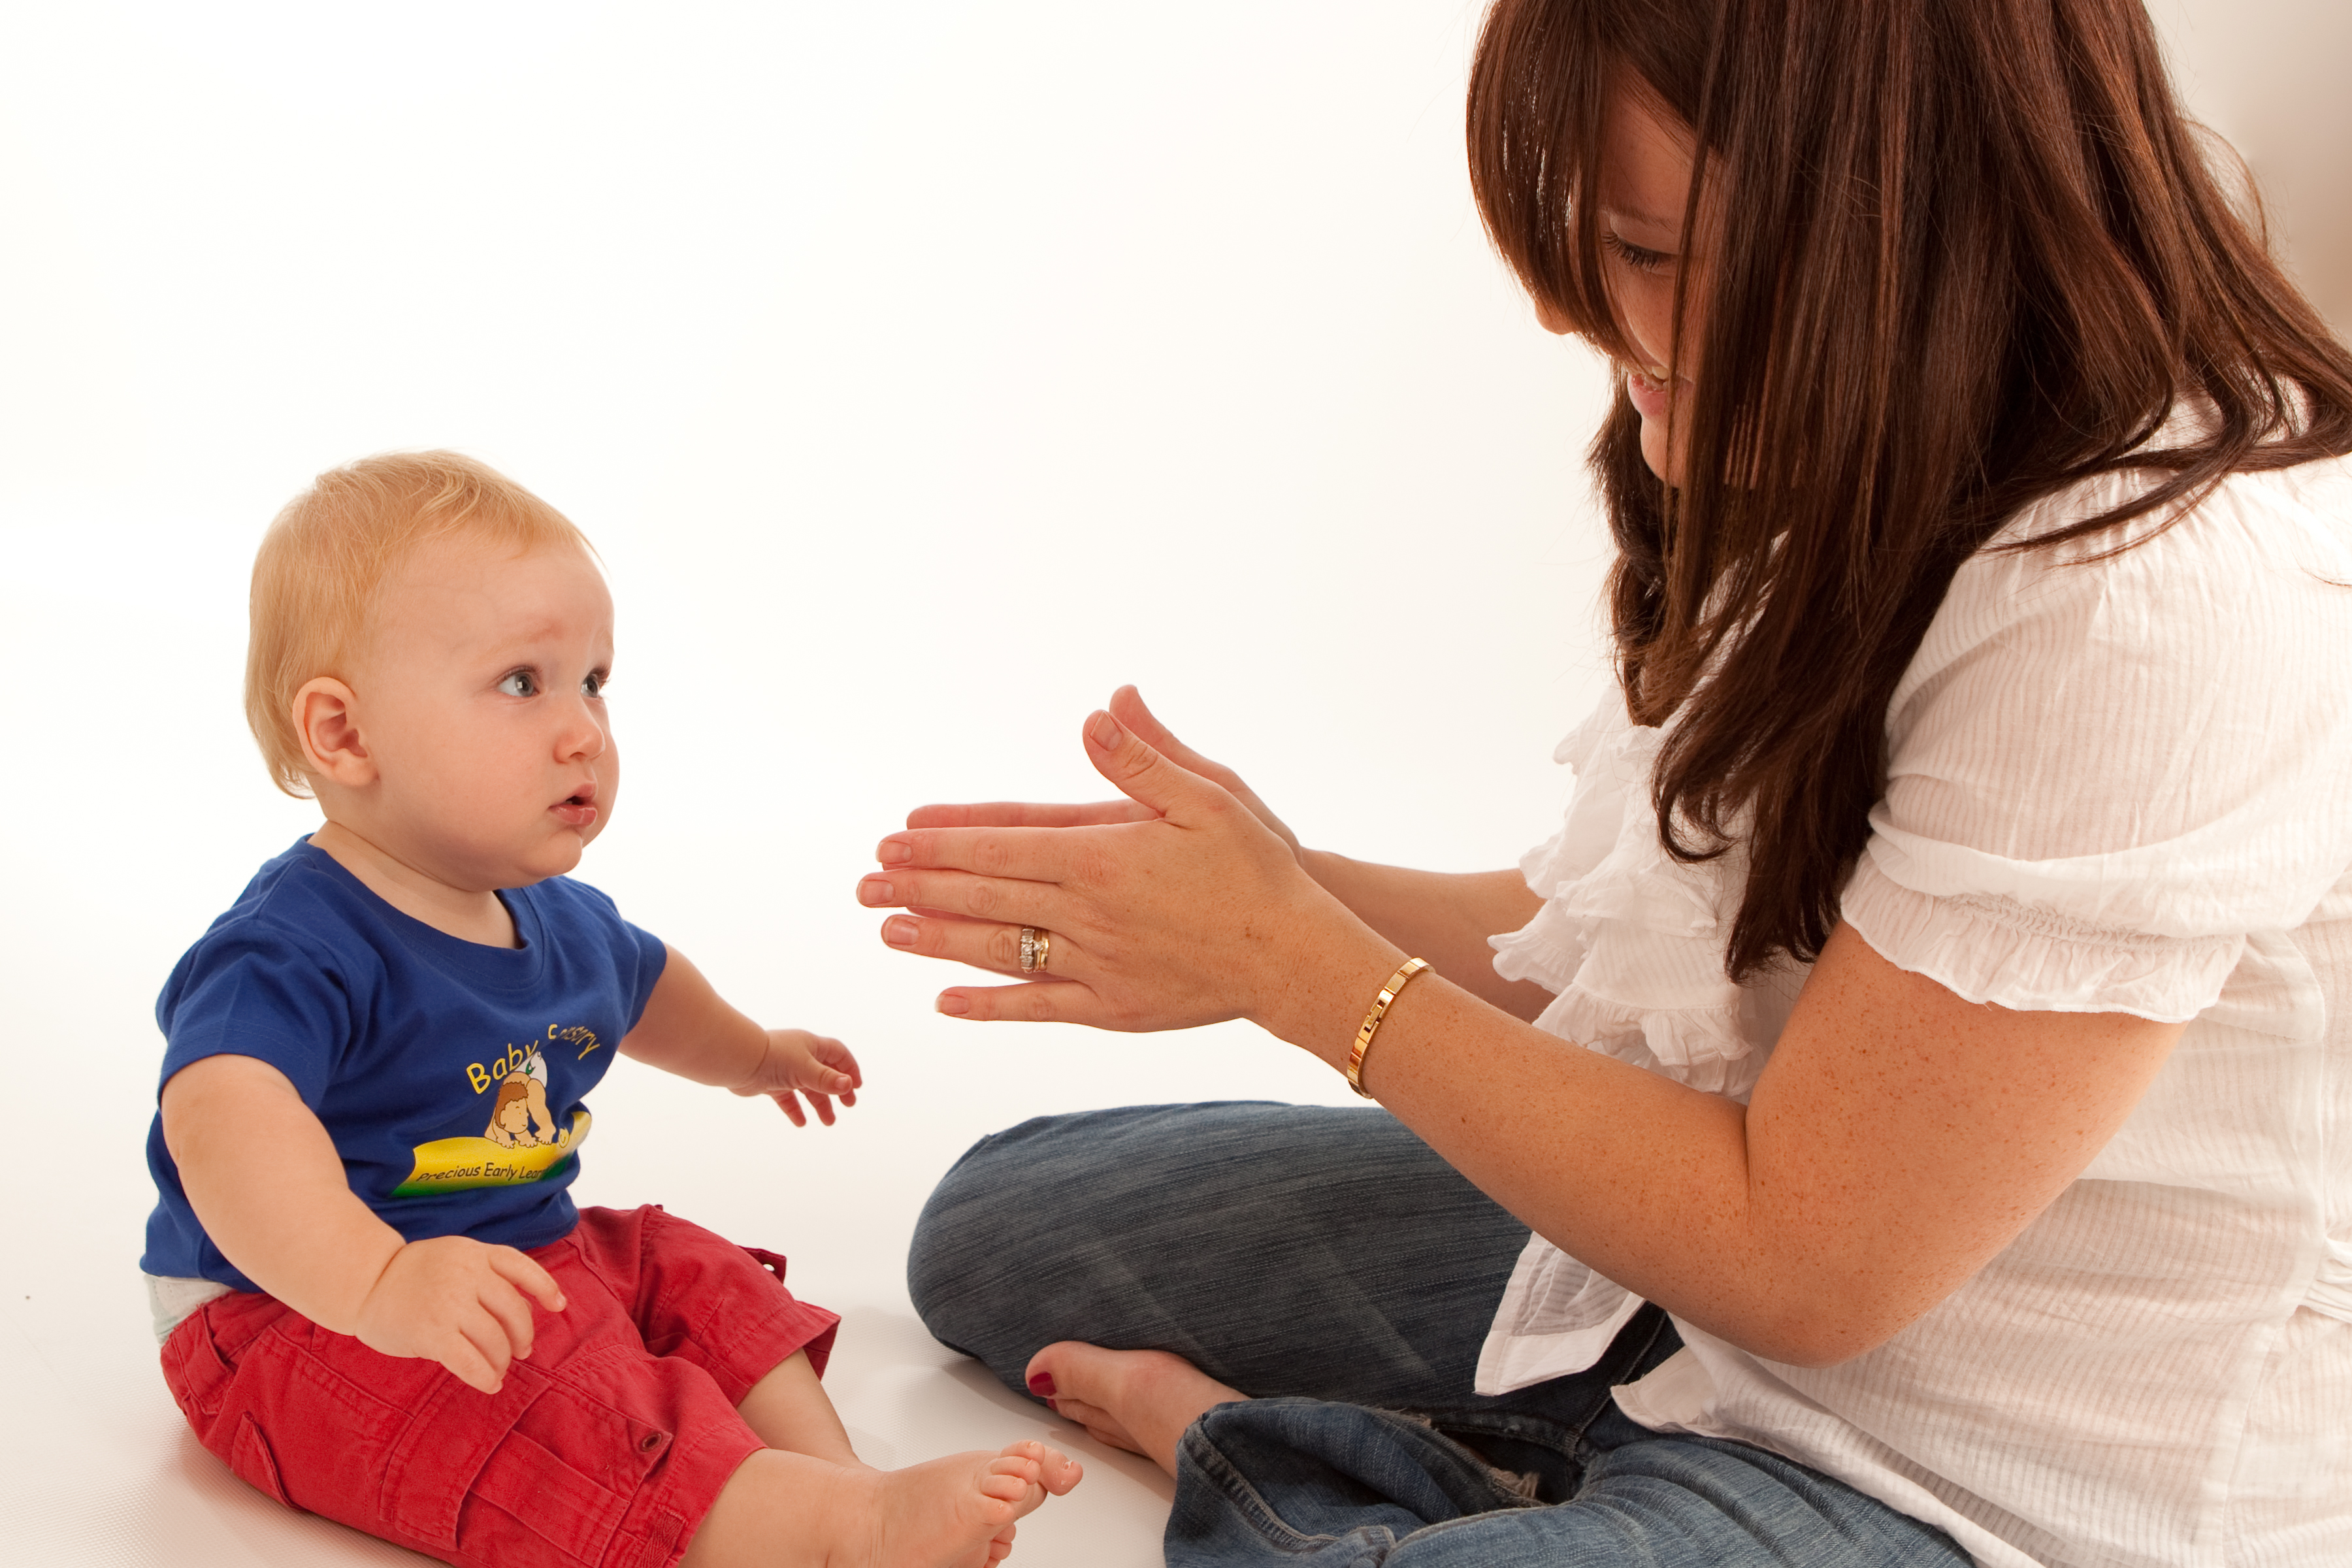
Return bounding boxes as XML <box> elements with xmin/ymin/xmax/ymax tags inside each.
<box><xmin>979</xmin><ymin>1455</ymin><xmax>1043</xmax><ymax>1505</ymax></box>
<box><xmin>1024</xmin><ymin>1444</ymin><xmax>1083</xmax><ymax>1495</ymax></box>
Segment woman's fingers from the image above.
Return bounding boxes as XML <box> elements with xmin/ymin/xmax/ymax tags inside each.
<box><xmin>1109</xmin><ymin>685</ymin><xmax>1303</xmax><ymax>860</ymax></box>
<box><xmin>872</xmin><ymin>825</ymin><xmax>1085</xmax><ymax>884</ymax></box>
<box><xmin>858</xmin><ymin>863</ymin><xmax>1071</xmax><ymax>926</ymax></box>
<box><xmin>883</xmin><ymin>910</ymin><xmax>1082</xmax><ymax>978</ymax></box>
<box><xmin>935</xmin><ymin>979</ymin><xmax>1107</xmax><ymax>1026</ymax></box>
<box><xmin>1083</xmin><ymin>708</ymin><xmax>1226</xmax><ymax>823</ymax></box>
<box><xmin>906</xmin><ymin>800</ymin><xmax>1154</xmax><ymax>830</ymax></box>
<box><xmin>1107</xmin><ymin>685</ymin><xmax>1230</xmax><ymax>785</ymax></box>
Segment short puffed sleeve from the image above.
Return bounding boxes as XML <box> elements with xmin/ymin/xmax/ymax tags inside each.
<box><xmin>1844</xmin><ymin>461</ymin><xmax>2352</xmax><ymax>1021</ymax></box>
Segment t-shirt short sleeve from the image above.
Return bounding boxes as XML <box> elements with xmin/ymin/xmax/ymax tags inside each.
<box><xmin>1845</xmin><ymin>468</ymin><xmax>2352</xmax><ymax>1021</ymax></box>
<box><xmin>547</xmin><ymin>879</ymin><xmax>669</xmax><ymax>1033</ymax></box>
<box><xmin>155</xmin><ymin>921</ymin><xmax>357</xmax><ymax>1105</ymax></box>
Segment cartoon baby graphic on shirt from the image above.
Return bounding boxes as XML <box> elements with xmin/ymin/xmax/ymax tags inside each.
<box><xmin>483</xmin><ymin>1047</ymin><xmax>565</xmax><ymax>1149</ymax></box>
<box><xmin>391</xmin><ymin>1034</ymin><xmax>591</xmax><ymax>1197</ymax></box>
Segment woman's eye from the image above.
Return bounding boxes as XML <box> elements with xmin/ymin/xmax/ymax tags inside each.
<box><xmin>497</xmin><ymin>671</ymin><xmax>538</xmax><ymax>697</ymax></box>
<box><xmin>1603</xmin><ymin>229</ymin><xmax>1673</xmax><ymax>275</ymax></box>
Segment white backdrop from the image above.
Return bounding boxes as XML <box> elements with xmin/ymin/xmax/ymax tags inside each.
<box><xmin>0</xmin><ymin>3</ymin><xmax>2344</xmax><ymax>1565</ymax></box>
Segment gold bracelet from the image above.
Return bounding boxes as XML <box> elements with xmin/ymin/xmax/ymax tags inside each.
<box><xmin>1345</xmin><ymin>957</ymin><xmax>1431</xmax><ymax>1099</ymax></box>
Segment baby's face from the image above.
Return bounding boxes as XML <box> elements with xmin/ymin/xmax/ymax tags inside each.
<box><xmin>346</xmin><ymin>536</ymin><xmax>617</xmax><ymax>891</ymax></box>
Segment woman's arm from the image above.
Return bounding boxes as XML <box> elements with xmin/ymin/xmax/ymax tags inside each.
<box><xmin>866</xmin><ymin>702</ymin><xmax>2185</xmax><ymax>1368</ymax></box>
<box><xmin>1298</xmin><ymin>852</ymin><xmax>1552</xmax><ymax>1021</ymax></box>
<box><xmin>1298</xmin><ymin>923</ymin><xmax>2181</xmax><ymax>1367</ymax></box>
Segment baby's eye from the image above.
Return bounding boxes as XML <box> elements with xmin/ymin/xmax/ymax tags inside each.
<box><xmin>581</xmin><ymin>670</ymin><xmax>607</xmax><ymax>698</ymax></box>
<box><xmin>497</xmin><ymin>670</ymin><xmax>539</xmax><ymax>698</ymax></box>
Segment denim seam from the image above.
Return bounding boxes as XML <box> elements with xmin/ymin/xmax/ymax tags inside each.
<box><xmin>1181</xmin><ymin>1423</ymin><xmax>1360</xmax><ymax>1554</ymax></box>
<box><xmin>1371</xmin><ymin>1409</ymin><xmax>1552</xmax><ymax>1512</ymax></box>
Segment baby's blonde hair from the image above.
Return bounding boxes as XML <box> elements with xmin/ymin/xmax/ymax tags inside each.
<box><xmin>245</xmin><ymin>451</ymin><xmax>595</xmax><ymax>798</ymax></box>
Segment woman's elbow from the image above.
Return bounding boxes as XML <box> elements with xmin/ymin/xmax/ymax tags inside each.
<box><xmin>1713</xmin><ymin>1285</ymin><xmax>1931</xmax><ymax>1369</ymax></box>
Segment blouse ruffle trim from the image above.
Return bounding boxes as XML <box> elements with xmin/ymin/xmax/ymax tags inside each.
<box><xmin>1489</xmin><ymin>698</ymin><xmax>1766</xmax><ymax>1100</ymax></box>
<box><xmin>1841</xmin><ymin>852</ymin><xmax>2244</xmax><ymax>1024</ymax></box>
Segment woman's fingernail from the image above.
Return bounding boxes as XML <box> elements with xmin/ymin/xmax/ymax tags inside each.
<box><xmin>1028</xmin><ymin>1373</ymin><xmax>1057</xmax><ymax>1397</ymax></box>
<box><xmin>858</xmin><ymin>878</ymin><xmax>893</xmax><ymax>906</ymax></box>
<box><xmin>937</xmin><ymin>992</ymin><xmax>970</xmax><ymax>1017</ymax></box>
<box><xmin>877</xmin><ymin>839</ymin><xmax>913</xmax><ymax>866</ymax></box>
<box><xmin>1088</xmin><ymin>711</ymin><xmax>1124</xmax><ymax>749</ymax></box>
<box><xmin>883</xmin><ymin>916</ymin><xmax>917</xmax><ymax>947</ymax></box>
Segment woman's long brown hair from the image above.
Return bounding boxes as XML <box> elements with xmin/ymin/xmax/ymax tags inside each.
<box><xmin>1468</xmin><ymin>0</ymin><xmax>2352</xmax><ymax>981</ymax></box>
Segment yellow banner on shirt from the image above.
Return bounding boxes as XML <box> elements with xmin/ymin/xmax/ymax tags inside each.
<box><xmin>393</xmin><ymin>1111</ymin><xmax>591</xmax><ymax>1197</ymax></box>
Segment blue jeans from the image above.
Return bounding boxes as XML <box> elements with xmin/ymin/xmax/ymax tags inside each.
<box><xmin>908</xmin><ymin>1102</ymin><xmax>1968</xmax><ymax>1567</ymax></box>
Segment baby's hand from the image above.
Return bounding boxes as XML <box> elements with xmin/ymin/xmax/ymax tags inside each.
<box><xmin>732</xmin><ymin>1029</ymin><xmax>862</xmax><ymax>1127</ymax></box>
<box><xmin>353</xmin><ymin>1236</ymin><xmax>566</xmax><ymax>1394</ymax></box>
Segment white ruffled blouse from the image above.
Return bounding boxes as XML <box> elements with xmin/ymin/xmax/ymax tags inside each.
<box><xmin>1477</xmin><ymin>451</ymin><xmax>2352</xmax><ymax>1568</ymax></box>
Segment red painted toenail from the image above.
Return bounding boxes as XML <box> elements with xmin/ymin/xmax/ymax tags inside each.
<box><xmin>1028</xmin><ymin>1373</ymin><xmax>1057</xmax><ymax>1397</ymax></box>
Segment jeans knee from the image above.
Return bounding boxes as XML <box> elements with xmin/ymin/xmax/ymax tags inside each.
<box><xmin>905</xmin><ymin>1124</ymin><xmax>1032</xmax><ymax>1340</ymax></box>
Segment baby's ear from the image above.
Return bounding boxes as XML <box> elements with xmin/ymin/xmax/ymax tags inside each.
<box><xmin>292</xmin><ymin>677</ymin><xmax>374</xmax><ymax>788</ymax></box>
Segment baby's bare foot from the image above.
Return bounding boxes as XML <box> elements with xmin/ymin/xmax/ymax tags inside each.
<box><xmin>682</xmin><ymin>1443</ymin><xmax>1079</xmax><ymax>1568</ymax></box>
<box><xmin>862</xmin><ymin>1441</ymin><xmax>1081</xmax><ymax>1568</ymax></box>
<box><xmin>1022</xmin><ymin>1343</ymin><xmax>1246</xmax><ymax>1477</ymax></box>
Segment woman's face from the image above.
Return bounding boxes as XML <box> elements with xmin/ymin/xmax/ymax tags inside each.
<box><xmin>1542</xmin><ymin>80</ymin><xmax>1707</xmax><ymax>483</ymax></box>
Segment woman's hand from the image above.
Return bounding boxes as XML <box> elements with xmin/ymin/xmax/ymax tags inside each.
<box><xmin>904</xmin><ymin>687</ymin><xmax>1306</xmax><ymax>867</ymax></box>
<box><xmin>861</xmin><ymin>693</ymin><xmax>1392</xmax><ymax>1034</ymax></box>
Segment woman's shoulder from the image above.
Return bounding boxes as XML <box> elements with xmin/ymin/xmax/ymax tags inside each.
<box><xmin>1901</xmin><ymin>446</ymin><xmax>2352</xmax><ymax>706</ymax></box>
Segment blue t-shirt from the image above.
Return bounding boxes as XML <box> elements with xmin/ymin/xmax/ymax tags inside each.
<box><xmin>141</xmin><ymin>839</ymin><xmax>669</xmax><ymax>1292</ymax></box>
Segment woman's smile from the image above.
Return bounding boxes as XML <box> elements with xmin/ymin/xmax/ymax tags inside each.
<box><xmin>1625</xmin><ymin>363</ymin><xmax>1676</xmax><ymax>421</ymax></box>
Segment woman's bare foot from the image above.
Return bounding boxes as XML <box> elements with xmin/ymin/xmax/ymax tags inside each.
<box><xmin>1023</xmin><ymin>1343</ymin><xmax>1247</xmax><ymax>1477</ymax></box>
<box><xmin>683</xmin><ymin>1441</ymin><xmax>1081</xmax><ymax>1568</ymax></box>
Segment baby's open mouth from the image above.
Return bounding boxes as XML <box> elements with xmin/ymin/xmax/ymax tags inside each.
<box><xmin>552</xmin><ymin>782</ymin><xmax>600</xmax><ymax>826</ymax></box>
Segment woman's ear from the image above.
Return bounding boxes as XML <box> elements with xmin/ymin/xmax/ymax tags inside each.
<box><xmin>291</xmin><ymin>677</ymin><xmax>375</xmax><ymax>788</ymax></box>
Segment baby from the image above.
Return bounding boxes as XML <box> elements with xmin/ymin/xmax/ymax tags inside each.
<box><xmin>139</xmin><ymin>452</ymin><xmax>1079</xmax><ymax>1568</ymax></box>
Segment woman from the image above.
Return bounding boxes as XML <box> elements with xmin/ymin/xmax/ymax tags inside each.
<box><xmin>860</xmin><ymin>2</ymin><xmax>2352</xmax><ymax>1563</ymax></box>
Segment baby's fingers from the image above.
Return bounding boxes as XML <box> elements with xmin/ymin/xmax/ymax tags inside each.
<box><xmin>474</xmin><ymin>1271</ymin><xmax>544</xmax><ymax>1365</ymax></box>
<box><xmin>487</xmin><ymin>1244</ymin><xmax>568</xmax><ymax>1315</ymax></box>
<box><xmin>805</xmin><ymin>1035</ymin><xmax>863</xmax><ymax>1092</ymax></box>
<box><xmin>438</xmin><ymin>1324</ymin><xmax>509</xmax><ymax>1395</ymax></box>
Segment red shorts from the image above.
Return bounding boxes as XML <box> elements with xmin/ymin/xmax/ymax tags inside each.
<box><xmin>159</xmin><ymin>1205</ymin><xmax>840</xmax><ymax>1568</ymax></box>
